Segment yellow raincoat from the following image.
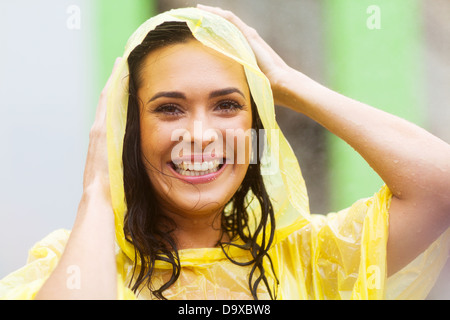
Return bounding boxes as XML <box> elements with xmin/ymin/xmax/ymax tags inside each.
<box><xmin>1</xmin><ymin>8</ymin><xmax>449</xmax><ymax>300</ymax></box>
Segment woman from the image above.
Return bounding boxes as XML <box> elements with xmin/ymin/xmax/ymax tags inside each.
<box><xmin>1</xmin><ymin>6</ymin><xmax>449</xmax><ymax>300</ymax></box>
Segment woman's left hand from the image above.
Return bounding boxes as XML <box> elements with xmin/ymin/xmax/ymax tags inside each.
<box><xmin>197</xmin><ymin>5</ymin><xmax>293</xmax><ymax>97</ymax></box>
<box><xmin>202</xmin><ymin>4</ymin><xmax>450</xmax><ymax>276</ymax></box>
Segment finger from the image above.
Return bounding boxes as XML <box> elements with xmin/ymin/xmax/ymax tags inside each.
<box><xmin>197</xmin><ymin>4</ymin><xmax>255</xmax><ymax>37</ymax></box>
<box><xmin>103</xmin><ymin>57</ymin><xmax>122</xmax><ymax>94</ymax></box>
<box><xmin>100</xmin><ymin>58</ymin><xmax>122</xmax><ymax>107</ymax></box>
<box><xmin>197</xmin><ymin>4</ymin><xmax>276</xmax><ymax>59</ymax></box>
<box><xmin>95</xmin><ymin>58</ymin><xmax>122</xmax><ymax>124</ymax></box>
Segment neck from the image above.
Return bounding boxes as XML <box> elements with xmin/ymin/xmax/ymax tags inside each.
<box><xmin>161</xmin><ymin>207</ymin><xmax>229</xmax><ymax>250</ymax></box>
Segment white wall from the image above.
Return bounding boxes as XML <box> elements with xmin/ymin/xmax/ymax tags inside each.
<box><xmin>0</xmin><ymin>0</ymin><xmax>94</xmax><ymax>278</ymax></box>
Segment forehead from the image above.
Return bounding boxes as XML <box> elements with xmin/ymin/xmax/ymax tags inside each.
<box><xmin>138</xmin><ymin>40</ymin><xmax>250</xmax><ymax>96</ymax></box>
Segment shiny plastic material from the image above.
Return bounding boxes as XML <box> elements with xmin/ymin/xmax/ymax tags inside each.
<box><xmin>1</xmin><ymin>8</ymin><xmax>449</xmax><ymax>300</ymax></box>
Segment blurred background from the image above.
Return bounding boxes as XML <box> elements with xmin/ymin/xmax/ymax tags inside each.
<box><xmin>0</xmin><ymin>0</ymin><xmax>448</xmax><ymax>298</ymax></box>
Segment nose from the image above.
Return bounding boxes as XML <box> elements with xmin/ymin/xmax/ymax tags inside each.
<box><xmin>184</xmin><ymin>116</ymin><xmax>220</xmax><ymax>159</ymax></box>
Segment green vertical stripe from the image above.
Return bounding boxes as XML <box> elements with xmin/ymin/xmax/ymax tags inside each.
<box><xmin>92</xmin><ymin>0</ymin><xmax>156</xmax><ymax>120</ymax></box>
<box><xmin>323</xmin><ymin>0</ymin><xmax>426</xmax><ymax>210</ymax></box>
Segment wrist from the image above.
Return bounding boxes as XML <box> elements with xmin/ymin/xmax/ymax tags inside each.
<box><xmin>271</xmin><ymin>67</ymin><xmax>323</xmax><ymax>113</ymax></box>
<box><xmin>84</xmin><ymin>173</ymin><xmax>110</xmax><ymax>194</ymax></box>
<box><xmin>81</xmin><ymin>177</ymin><xmax>112</xmax><ymax>212</ymax></box>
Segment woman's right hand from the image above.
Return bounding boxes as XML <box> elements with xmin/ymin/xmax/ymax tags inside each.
<box><xmin>36</xmin><ymin>59</ymin><xmax>123</xmax><ymax>299</ymax></box>
<box><xmin>82</xmin><ymin>57</ymin><xmax>122</xmax><ymax>196</ymax></box>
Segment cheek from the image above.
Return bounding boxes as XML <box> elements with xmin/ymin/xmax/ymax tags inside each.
<box><xmin>218</xmin><ymin>116</ymin><xmax>253</xmax><ymax>164</ymax></box>
<box><xmin>139</xmin><ymin>121</ymin><xmax>177</xmax><ymax>168</ymax></box>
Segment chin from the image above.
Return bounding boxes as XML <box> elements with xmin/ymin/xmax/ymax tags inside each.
<box><xmin>150</xmin><ymin>162</ymin><xmax>248</xmax><ymax>216</ymax></box>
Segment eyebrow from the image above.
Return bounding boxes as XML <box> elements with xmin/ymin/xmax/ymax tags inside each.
<box><xmin>147</xmin><ymin>91</ymin><xmax>186</xmax><ymax>103</ymax></box>
<box><xmin>209</xmin><ymin>87</ymin><xmax>246</xmax><ymax>99</ymax></box>
<box><xmin>147</xmin><ymin>87</ymin><xmax>246</xmax><ymax>104</ymax></box>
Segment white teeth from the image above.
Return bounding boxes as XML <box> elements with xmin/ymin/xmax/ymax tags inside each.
<box><xmin>173</xmin><ymin>160</ymin><xmax>222</xmax><ymax>176</ymax></box>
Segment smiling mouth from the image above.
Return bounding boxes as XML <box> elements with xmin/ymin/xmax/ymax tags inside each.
<box><xmin>170</xmin><ymin>159</ymin><xmax>225</xmax><ymax>176</ymax></box>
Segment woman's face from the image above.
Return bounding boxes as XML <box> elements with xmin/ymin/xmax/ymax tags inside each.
<box><xmin>137</xmin><ymin>39</ymin><xmax>253</xmax><ymax>219</ymax></box>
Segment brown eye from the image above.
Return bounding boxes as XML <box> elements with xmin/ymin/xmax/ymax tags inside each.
<box><xmin>154</xmin><ymin>104</ymin><xmax>183</xmax><ymax>116</ymax></box>
<box><xmin>215</xmin><ymin>100</ymin><xmax>243</xmax><ymax>113</ymax></box>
